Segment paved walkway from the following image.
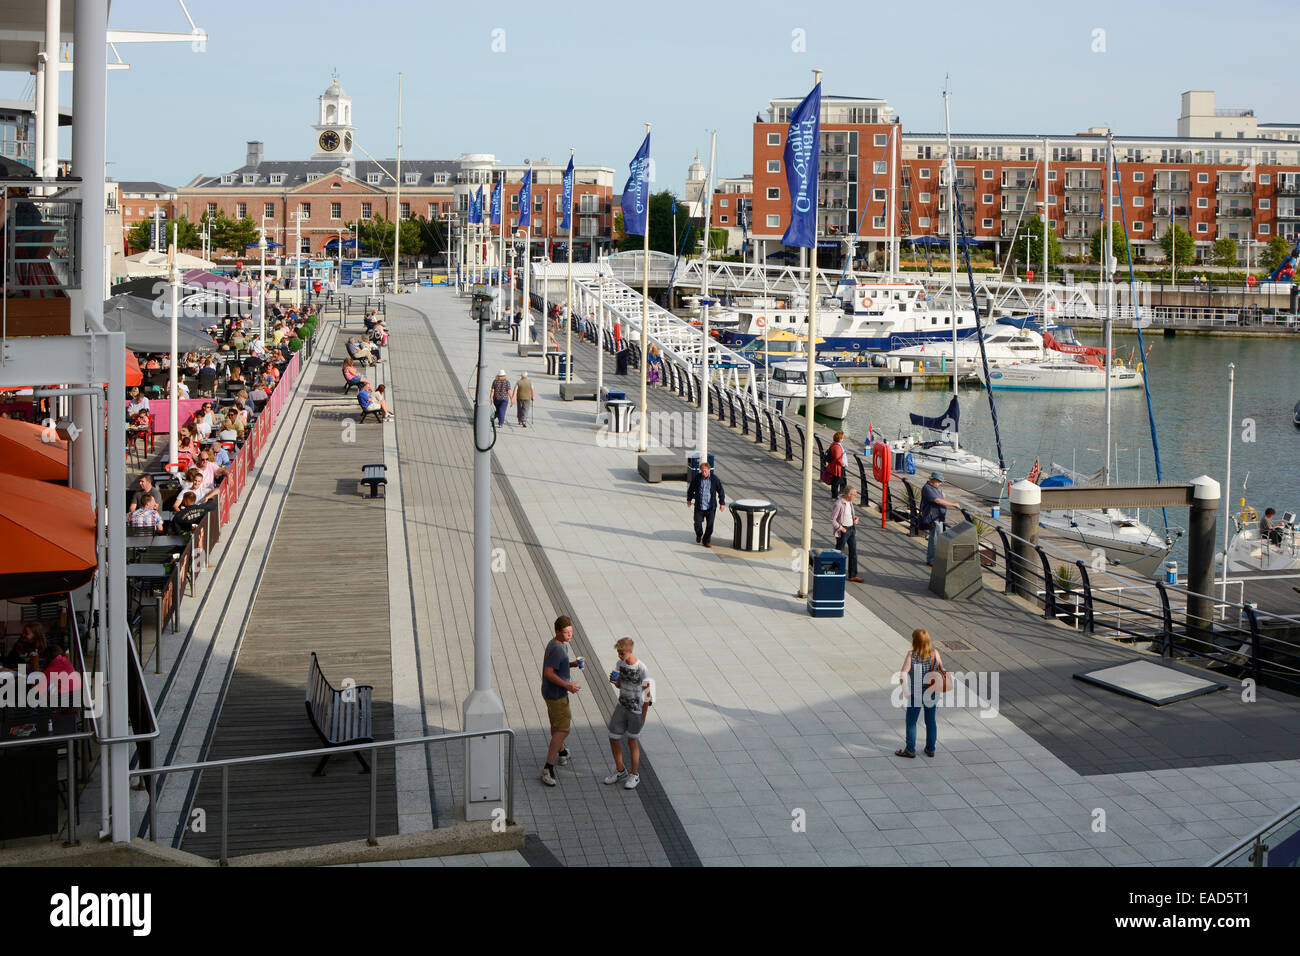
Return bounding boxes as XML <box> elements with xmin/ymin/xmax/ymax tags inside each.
<box><xmin>380</xmin><ymin>286</ymin><xmax>1300</xmax><ymax>867</ymax></box>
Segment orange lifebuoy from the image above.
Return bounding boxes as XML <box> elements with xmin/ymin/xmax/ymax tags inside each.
<box><xmin>861</xmin><ymin>296</ymin><xmax>875</xmax><ymax>309</ymax></box>
<box><xmin>755</xmin><ymin>316</ymin><xmax>767</xmax><ymax>329</ymax></box>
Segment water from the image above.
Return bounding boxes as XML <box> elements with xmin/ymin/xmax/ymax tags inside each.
<box><xmin>834</xmin><ymin>333</ymin><xmax>1300</xmax><ymax>568</ymax></box>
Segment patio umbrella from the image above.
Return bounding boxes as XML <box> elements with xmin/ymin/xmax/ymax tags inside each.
<box><xmin>0</xmin><ymin>473</ymin><xmax>95</xmax><ymax>599</ymax></box>
<box><xmin>0</xmin><ymin>418</ymin><xmax>67</xmax><ymax>483</ymax></box>
<box><xmin>909</xmin><ymin>236</ymin><xmax>944</xmax><ymax>248</ymax></box>
<box><xmin>102</xmin><ymin>293</ymin><xmax>218</xmax><ymax>353</ymax></box>
<box><xmin>125</xmin><ymin>349</ymin><xmax>143</xmax><ymax>387</ymax></box>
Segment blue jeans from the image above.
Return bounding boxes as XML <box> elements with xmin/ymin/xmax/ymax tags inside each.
<box><xmin>905</xmin><ymin>704</ymin><xmax>937</xmax><ymax>755</ymax></box>
<box><xmin>494</xmin><ymin>399</ymin><xmax>508</xmax><ymax>425</ymax></box>
<box><xmin>925</xmin><ymin>521</ymin><xmax>944</xmax><ymax>563</ymax></box>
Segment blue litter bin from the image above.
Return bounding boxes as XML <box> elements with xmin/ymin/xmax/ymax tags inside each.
<box><xmin>807</xmin><ymin>549</ymin><xmax>847</xmax><ymax>618</ymax></box>
<box><xmin>687</xmin><ymin>450</ymin><xmax>716</xmax><ymax>485</ymax></box>
<box><xmin>556</xmin><ymin>354</ymin><xmax>569</xmax><ymax>378</ymax></box>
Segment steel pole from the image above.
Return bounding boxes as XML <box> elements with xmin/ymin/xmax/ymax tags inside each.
<box><xmin>566</xmin><ymin>149</ymin><xmax>575</xmax><ymax>382</ymax></box>
<box><xmin>169</xmin><ymin>225</ymin><xmax>179</xmax><ymax>470</ymax></box>
<box><xmin>1221</xmin><ymin>363</ymin><xmax>1235</xmax><ymax>603</ymax></box>
<box><xmin>798</xmin><ymin>72</ymin><xmax>821</xmax><ymax>599</ymax></box>
<box><xmin>637</xmin><ymin>123</ymin><xmax>652</xmax><ymax>454</ymax></box>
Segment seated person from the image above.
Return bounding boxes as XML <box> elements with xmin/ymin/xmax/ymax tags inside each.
<box><xmin>192</xmin><ymin>402</ymin><xmax>216</xmax><ymax>439</ymax></box>
<box><xmin>213</xmin><ymin>443</ymin><xmax>232</xmax><ymax>468</ymax></box>
<box><xmin>196</xmin><ymin>359</ymin><xmax>219</xmax><ymax>395</ymax></box>
<box><xmin>129</xmin><ymin>408</ymin><xmax>151</xmax><ymax>432</ymax></box>
<box><xmin>166</xmin><ymin>377</ymin><xmax>191</xmax><ymax>400</ymax></box>
<box><xmin>132</xmin><ymin>473</ymin><xmax>166</xmax><ymax>511</ymax></box>
<box><xmin>346</xmin><ymin>336</ymin><xmax>380</xmax><ymax>366</ymax></box>
<box><xmin>182</xmin><ymin>467</ymin><xmax>211</xmax><ymax>503</ymax></box>
<box><xmin>357</xmin><ymin>381</ymin><xmax>385</xmax><ymax>419</ymax></box>
<box><xmin>218</xmin><ymin>411</ymin><xmax>242</xmax><ymax>442</ymax></box>
<box><xmin>127</xmin><ymin>386</ymin><xmax>150</xmax><ymax>417</ymax></box>
<box><xmin>372</xmin><ymin>384</ymin><xmax>394</xmax><ymax>421</ymax></box>
<box><xmin>227</xmin><ymin>364</ymin><xmax>246</xmax><ymax>387</ymax></box>
<box><xmin>171</xmin><ymin>492</ymin><xmax>207</xmax><ymax>534</ymax></box>
<box><xmin>342</xmin><ymin>357</ymin><xmax>364</xmax><ymax>385</ymax></box>
<box><xmin>42</xmin><ymin>641</ymin><xmax>81</xmax><ymax>701</ymax></box>
<box><xmin>248</xmin><ymin>384</ymin><xmax>268</xmax><ymax>405</ymax></box>
<box><xmin>233</xmin><ymin>398</ymin><xmax>250</xmax><ymax>426</ymax></box>
<box><xmin>3</xmin><ymin>622</ymin><xmax>48</xmax><ymax>671</ymax></box>
<box><xmin>196</xmin><ymin>448</ymin><xmax>223</xmax><ymax>487</ymax></box>
<box><xmin>127</xmin><ymin>492</ymin><xmax>165</xmax><ymax>531</ymax></box>
<box><xmin>1260</xmin><ymin>508</ymin><xmax>1286</xmax><ymax>547</ymax></box>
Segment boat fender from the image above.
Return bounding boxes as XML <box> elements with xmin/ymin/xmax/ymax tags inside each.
<box><xmin>905</xmin><ymin>452</ymin><xmax>916</xmax><ymax>475</ymax></box>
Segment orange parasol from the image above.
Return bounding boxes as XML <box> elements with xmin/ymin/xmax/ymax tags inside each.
<box><xmin>0</xmin><ymin>473</ymin><xmax>95</xmax><ymax>599</ymax></box>
<box><xmin>125</xmin><ymin>350</ymin><xmax>143</xmax><ymax>387</ymax></box>
<box><xmin>0</xmin><ymin>417</ymin><xmax>68</xmax><ymax>482</ymax></box>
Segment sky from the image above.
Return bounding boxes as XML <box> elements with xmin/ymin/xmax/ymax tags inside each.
<box><xmin>5</xmin><ymin>0</ymin><xmax>1295</xmax><ymax>191</ymax></box>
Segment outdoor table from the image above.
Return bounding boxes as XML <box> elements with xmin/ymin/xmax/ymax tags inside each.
<box><xmin>127</xmin><ymin>535</ymin><xmax>188</xmax><ymax>551</ymax></box>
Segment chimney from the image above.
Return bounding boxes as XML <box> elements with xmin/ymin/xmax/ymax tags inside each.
<box><xmin>246</xmin><ymin>141</ymin><xmax>263</xmax><ymax>167</ymax></box>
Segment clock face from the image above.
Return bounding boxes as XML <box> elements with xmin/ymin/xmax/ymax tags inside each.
<box><xmin>343</xmin><ymin>132</ymin><xmax>353</xmax><ymax>152</ymax></box>
<box><xmin>318</xmin><ymin>130</ymin><xmax>340</xmax><ymax>152</ymax></box>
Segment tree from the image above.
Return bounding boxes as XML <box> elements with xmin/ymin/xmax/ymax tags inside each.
<box><xmin>1156</xmin><ymin>223</ymin><xmax>1195</xmax><ymax>267</ymax></box>
<box><xmin>618</xmin><ymin>190</ymin><xmax>692</xmax><ymax>255</ymax></box>
<box><xmin>1260</xmin><ymin>235</ymin><xmax>1292</xmax><ymax>274</ymax></box>
<box><xmin>1089</xmin><ymin>221</ymin><xmax>1131</xmax><ymax>267</ymax></box>
<box><xmin>1008</xmin><ymin>216</ymin><xmax>1063</xmax><ymax>272</ymax></box>
<box><xmin>411</xmin><ymin>216</ymin><xmax>448</xmax><ymax>260</ymax></box>
<box><xmin>125</xmin><ymin>219</ymin><xmax>155</xmax><ymax>253</ymax></box>
<box><xmin>201</xmin><ymin>210</ymin><xmax>260</xmax><ymax>256</ymax></box>
<box><xmin>1212</xmin><ymin>237</ymin><xmax>1239</xmax><ymax>268</ymax></box>
<box><xmin>349</xmin><ymin>215</ymin><xmax>423</xmax><ymax>263</ymax></box>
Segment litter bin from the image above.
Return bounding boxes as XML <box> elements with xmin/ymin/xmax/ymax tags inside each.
<box><xmin>687</xmin><ymin>450</ymin><xmax>716</xmax><ymax>485</ymax></box>
<box><xmin>556</xmin><ymin>354</ymin><xmax>569</xmax><ymax>378</ymax></box>
<box><xmin>599</xmin><ymin>386</ymin><xmax>626</xmax><ymax>404</ymax></box>
<box><xmin>807</xmin><ymin>549</ymin><xmax>847</xmax><ymax>617</ymax></box>
<box><xmin>731</xmin><ymin>499</ymin><xmax>777</xmax><ymax>551</ymax></box>
<box><xmin>616</xmin><ymin>348</ymin><xmax>630</xmax><ymax>376</ymax></box>
<box><xmin>545</xmin><ymin>350</ymin><xmax>562</xmax><ymax>375</ymax></box>
<box><xmin>605</xmin><ymin>399</ymin><xmax>634</xmax><ymax>433</ymax></box>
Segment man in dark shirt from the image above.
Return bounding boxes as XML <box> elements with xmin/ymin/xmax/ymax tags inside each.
<box><xmin>1260</xmin><ymin>508</ymin><xmax>1285</xmax><ymax>547</ymax></box>
<box><xmin>686</xmin><ymin>461</ymin><xmax>726</xmax><ymax>548</ymax></box>
<box><xmin>920</xmin><ymin>472</ymin><xmax>957</xmax><ymax>566</ymax></box>
<box><xmin>540</xmin><ymin>615</ymin><xmax>582</xmax><ymax>787</ymax></box>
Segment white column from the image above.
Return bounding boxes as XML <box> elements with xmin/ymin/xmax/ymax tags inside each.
<box><xmin>33</xmin><ymin>54</ymin><xmax>46</xmax><ymax>178</ymax></box>
<box><xmin>42</xmin><ymin>0</ymin><xmax>60</xmax><ymax>181</ymax></box>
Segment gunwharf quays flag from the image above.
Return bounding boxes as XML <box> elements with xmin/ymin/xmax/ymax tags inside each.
<box><xmin>621</xmin><ymin>133</ymin><xmax>651</xmax><ymax>236</ymax></box>
<box><xmin>469</xmin><ymin>186</ymin><xmax>483</xmax><ymax>224</ymax></box>
<box><xmin>781</xmin><ymin>82</ymin><xmax>822</xmax><ymax>248</ymax></box>
<box><xmin>519</xmin><ymin>168</ymin><xmax>533</xmax><ymax>229</ymax></box>
<box><xmin>561</xmin><ymin>156</ymin><xmax>575</xmax><ymax>231</ymax></box>
<box><xmin>490</xmin><ymin>177</ymin><xmax>502</xmax><ymax>226</ymax></box>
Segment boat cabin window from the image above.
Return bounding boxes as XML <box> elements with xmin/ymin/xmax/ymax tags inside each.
<box><xmin>816</xmin><ymin>370</ymin><xmax>838</xmax><ymax>384</ymax></box>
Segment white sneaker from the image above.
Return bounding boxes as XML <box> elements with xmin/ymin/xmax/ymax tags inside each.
<box><xmin>623</xmin><ymin>773</ymin><xmax>640</xmax><ymax>790</ymax></box>
<box><xmin>540</xmin><ymin>767</ymin><xmax>557</xmax><ymax>787</ymax></box>
<box><xmin>557</xmin><ymin>749</ymin><xmax>570</xmax><ymax>766</ymax></box>
<box><xmin>603</xmin><ymin>769</ymin><xmax>628</xmax><ymax>785</ymax></box>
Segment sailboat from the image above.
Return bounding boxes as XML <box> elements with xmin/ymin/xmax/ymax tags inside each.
<box><xmin>980</xmin><ymin>332</ymin><xmax>1144</xmax><ymax>391</ymax></box>
<box><xmin>891</xmin><ymin>396</ymin><xmax>1008</xmax><ymax>502</ymax></box>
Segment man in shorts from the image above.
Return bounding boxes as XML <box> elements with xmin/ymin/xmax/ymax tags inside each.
<box><xmin>540</xmin><ymin>615</ymin><xmax>581</xmax><ymax>787</ymax></box>
<box><xmin>604</xmin><ymin>637</ymin><xmax>652</xmax><ymax>791</ymax></box>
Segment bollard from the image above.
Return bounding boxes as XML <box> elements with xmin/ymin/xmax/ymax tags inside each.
<box><xmin>1008</xmin><ymin>480</ymin><xmax>1041</xmax><ymax>601</ymax></box>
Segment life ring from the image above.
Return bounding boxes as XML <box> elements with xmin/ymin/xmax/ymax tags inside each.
<box><xmin>755</xmin><ymin>316</ymin><xmax>767</xmax><ymax>329</ymax></box>
<box><xmin>1240</xmin><ymin>506</ymin><xmax>1258</xmax><ymax>523</ymax></box>
<box><xmin>860</xmin><ymin>297</ymin><xmax>874</xmax><ymax>309</ymax></box>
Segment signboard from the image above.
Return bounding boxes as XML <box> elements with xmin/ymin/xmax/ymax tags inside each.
<box><xmin>340</xmin><ymin>258</ymin><xmax>382</xmax><ymax>286</ymax></box>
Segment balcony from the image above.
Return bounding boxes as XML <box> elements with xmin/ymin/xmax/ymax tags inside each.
<box><xmin>1278</xmin><ymin>208</ymin><xmax>1300</xmax><ymax>220</ymax></box>
<box><xmin>1216</xmin><ymin>182</ymin><xmax>1253</xmax><ymax>195</ymax></box>
<box><xmin>1001</xmin><ymin>179</ymin><xmax>1035</xmax><ymax>190</ymax></box>
<box><xmin>820</xmin><ymin>170</ymin><xmax>848</xmax><ymax>182</ymax></box>
<box><xmin>1275</xmin><ymin>183</ymin><xmax>1300</xmax><ymax>197</ymax></box>
<box><xmin>1154</xmin><ymin>180</ymin><xmax>1190</xmax><ymax>192</ymax></box>
<box><xmin>1001</xmin><ymin>202</ymin><xmax>1033</xmax><ymax>215</ymax></box>
<box><xmin>1215</xmin><ymin>206</ymin><xmax>1253</xmax><ymax>219</ymax></box>
<box><xmin>1153</xmin><ymin>205</ymin><xmax>1190</xmax><ymax>217</ymax></box>
<box><xmin>819</xmin><ymin>197</ymin><xmax>848</xmax><ymax>210</ymax></box>
<box><xmin>1064</xmin><ymin>179</ymin><xmax>1101</xmax><ymax>191</ymax></box>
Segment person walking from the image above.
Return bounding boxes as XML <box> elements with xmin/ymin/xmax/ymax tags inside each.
<box><xmin>895</xmin><ymin>628</ymin><xmax>947</xmax><ymax>759</ymax></box>
<box><xmin>540</xmin><ymin>615</ymin><xmax>582</xmax><ymax>786</ymax></box>
<box><xmin>490</xmin><ymin>370</ymin><xmax>512</xmax><ymax>427</ymax></box>
<box><xmin>686</xmin><ymin>461</ymin><xmax>725</xmax><ymax>548</ymax></box>
<box><xmin>920</xmin><ymin>471</ymin><xmax>958</xmax><ymax>566</ymax></box>
<box><xmin>831</xmin><ymin>486</ymin><xmax>864</xmax><ymax>583</ymax></box>
<box><xmin>512</xmin><ymin>371</ymin><xmax>535</xmax><ymax>428</ymax></box>
<box><xmin>826</xmin><ymin>430</ymin><xmax>847</xmax><ymax>500</ymax></box>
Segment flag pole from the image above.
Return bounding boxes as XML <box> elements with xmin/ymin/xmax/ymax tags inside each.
<box><xmin>638</xmin><ymin>122</ymin><xmax>652</xmax><ymax>454</ymax></box>
<box><xmin>798</xmin><ymin>70</ymin><xmax>822</xmax><ymax>599</ymax></box>
<box><xmin>566</xmin><ymin>148</ymin><xmax>575</xmax><ymax>382</ymax></box>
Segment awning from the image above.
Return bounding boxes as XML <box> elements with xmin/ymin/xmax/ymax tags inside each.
<box><xmin>102</xmin><ymin>294</ymin><xmax>218</xmax><ymax>353</ymax></box>
<box><xmin>0</xmin><ymin>473</ymin><xmax>96</xmax><ymax>599</ymax></box>
<box><xmin>183</xmin><ymin>269</ymin><xmax>259</xmax><ymax>300</ymax></box>
<box><xmin>0</xmin><ymin>418</ymin><xmax>68</xmax><ymax>483</ymax></box>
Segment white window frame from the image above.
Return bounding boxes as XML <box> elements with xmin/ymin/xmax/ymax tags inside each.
<box><xmin>981</xmin><ymin>218</ymin><xmax>993</xmax><ymax>229</ymax></box>
<box><xmin>360</xmin><ymin>202</ymin><xmax>372</xmax><ymax>221</ymax></box>
<box><xmin>1197</xmin><ymin>222</ymin><xmax>1208</xmax><ymax>233</ymax></box>
<box><xmin>766</xmin><ymin>214</ymin><xmax>780</xmax><ymax>228</ymax></box>
<box><xmin>919</xmin><ymin>168</ymin><xmax>931</xmax><ymax>179</ymax></box>
<box><xmin>873</xmin><ymin>161</ymin><xmax>888</xmax><ymax>174</ymax></box>
<box><xmin>874</xmin><ymin>133</ymin><xmax>888</xmax><ymax>147</ymax></box>
<box><xmin>263</xmin><ymin>202</ymin><xmax>274</xmax><ymax>219</ymax></box>
<box><xmin>982</xmin><ymin>193</ymin><xmax>993</xmax><ymax>205</ymax></box>
<box><xmin>220</xmin><ymin>174</ymin><xmax>234</xmax><ymax>185</ymax></box>
<box><xmin>1197</xmin><ymin>197</ymin><xmax>1209</xmax><ymax>208</ymax></box>
<box><xmin>872</xmin><ymin>216</ymin><xmax>885</xmax><ymax>229</ymax></box>
<box><xmin>1197</xmin><ymin>172</ymin><xmax>1209</xmax><ymax>183</ymax></box>
<box><xmin>404</xmin><ymin>172</ymin><xmax>419</xmax><ymax>185</ymax></box>
<box><xmin>1133</xmin><ymin>171</ymin><xmax>1145</xmax><ymax>182</ymax></box>
<box><xmin>330</xmin><ymin>201</ymin><xmax>342</xmax><ymax>220</ymax></box>
<box><xmin>767</xmin><ymin>133</ymin><xmax>781</xmax><ymax>146</ymax></box>
<box><xmin>1133</xmin><ymin>196</ymin><xmax>1144</xmax><ymax>207</ymax></box>
<box><xmin>1047</xmin><ymin>169</ymin><xmax>1057</xmax><ymax>181</ymax></box>
<box><xmin>982</xmin><ymin>169</ymin><xmax>994</xmax><ymax>180</ymax></box>
<box><xmin>1258</xmin><ymin>173</ymin><xmax>1271</xmax><ymax>185</ymax></box>
<box><xmin>767</xmin><ymin>159</ymin><xmax>781</xmax><ymax>173</ymax></box>
<box><xmin>919</xmin><ymin>192</ymin><xmax>931</xmax><ymax>203</ymax></box>
<box><xmin>767</xmin><ymin>187</ymin><xmax>781</xmax><ymax>200</ymax></box>
<box><xmin>1259</xmin><ymin>223</ymin><xmax>1270</xmax><ymax>234</ymax></box>
<box><xmin>872</xmin><ymin>188</ymin><xmax>885</xmax><ymax>202</ymax></box>
<box><xmin>918</xmin><ymin>217</ymin><xmax>931</xmax><ymax>228</ymax></box>
<box><xmin>298</xmin><ymin>202</ymin><xmax>311</xmax><ymax>220</ymax></box>
<box><xmin>367</xmin><ymin>173</ymin><xmax>383</xmax><ymax>185</ymax></box>
<box><xmin>434</xmin><ymin>173</ymin><xmax>449</xmax><ymax>185</ymax></box>
<box><xmin>236</xmin><ymin>202</ymin><xmax>247</xmax><ymax>219</ymax></box>
<box><xmin>1133</xmin><ymin>221</ymin><xmax>1144</xmax><ymax>231</ymax></box>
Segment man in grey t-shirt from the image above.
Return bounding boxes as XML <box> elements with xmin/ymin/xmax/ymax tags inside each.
<box><xmin>540</xmin><ymin>615</ymin><xmax>581</xmax><ymax>787</ymax></box>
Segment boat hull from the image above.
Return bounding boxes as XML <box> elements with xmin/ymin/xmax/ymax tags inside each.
<box><xmin>985</xmin><ymin>364</ymin><xmax>1144</xmax><ymax>391</ymax></box>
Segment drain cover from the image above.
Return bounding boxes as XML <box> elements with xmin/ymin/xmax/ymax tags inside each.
<box><xmin>939</xmin><ymin>639</ymin><xmax>974</xmax><ymax>651</ymax></box>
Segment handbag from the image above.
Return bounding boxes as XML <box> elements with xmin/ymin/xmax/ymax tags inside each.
<box><xmin>820</xmin><ymin>465</ymin><xmax>834</xmax><ymax>486</ymax></box>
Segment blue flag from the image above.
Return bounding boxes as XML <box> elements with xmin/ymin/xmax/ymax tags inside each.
<box><xmin>781</xmin><ymin>82</ymin><xmax>822</xmax><ymax>248</ymax></box>
<box><xmin>468</xmin><ymin>186</ymin><xmax>483</xmax><ymax>224</ymax></box>
<box><xmin>739</xmin><ymin>200</ymin><xmax>748</xmax><ymax>235</ymax></box>
<box><xmin>561</xmin><ymin>156</ymin><xmax>574</xmax><ymax>232</ymax></box>
<box><xmin>518</xmin><ymin>168</ymin><xmax>533</xmax><ymax>229</ymax></box>
<box><xmin>621</xmin><ymin>133</ymin><xmax>651</xmax><ymax>236</ymax></box>
<box><xmin>672</xmin><ymin>197</ymin><xmax>678</xmax><ymax>216</ymax></box>
<box><xmin>490</xmin><ymin>177</ymin><xmax>502</xmax><ymax>227</ymax></box>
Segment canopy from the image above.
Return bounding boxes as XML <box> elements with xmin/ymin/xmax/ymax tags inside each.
<box><xmin>102</xmin><ymin>294</ymin><xmax>218</xmax><ymax>353</ymax></box>
<box><xmin>909</xmin><ymin>236</ymin><xmax>945</xmax><ymax>248</ymax></box>
<box><xmin>125</xmin><ymin>349</ymin><xmax>143</xmax><ymax>387</ymax></box>
<box><xmin>242</xmin><ymin>239</ymin><xmax>285</xmax><ymax>249</ymax></box>
<box><xmin>122</xmin><ymin>248</ymin><xmax>215</xmax><ymax>278</ymax></box>
<box><xmin>183</xmin><ymin>269</ymin><xmax>259</xmax><ymax>300</ymax></box>
<box><xmin>910</xmin><ymin>395</ymin><xmax>960</xmax><ymax>433</ymax></box>
<box><xmin>0</xmin><ymin>418</ymin><xmax>67</xmax><ymax>483</ymax></box>
<box><xmin>322</xmin><ymin>238</ymin><xmax>360</xmax><ymax>250</ymax></box>
<box><xmin>0</xmin><ymin>473</ymin><xmax>95</xmax><ymax>599</ymax></box>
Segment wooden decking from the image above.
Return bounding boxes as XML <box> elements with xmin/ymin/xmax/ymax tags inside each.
<box><xmin>182</xmin><ymin>392</ymin><xmax>396</xmax><ymax>858</ymax></box>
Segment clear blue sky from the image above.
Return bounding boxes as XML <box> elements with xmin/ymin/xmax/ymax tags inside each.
<box><xmin>6</xmin><ymin>0</ymin><xmax>1294</xmax><ymax>190</ymax></box>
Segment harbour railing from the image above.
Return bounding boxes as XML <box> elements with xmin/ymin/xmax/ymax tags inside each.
<box><xmin>1205</xmin><ymin>799</ymin><xmax>1300</xmax><ymax>866</ymax></box>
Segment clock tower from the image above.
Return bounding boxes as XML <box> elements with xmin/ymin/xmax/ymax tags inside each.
<box><xmin>311</xmin><ymin>73</ymin><xmax>355</xmax><ymax>161</ymax></box>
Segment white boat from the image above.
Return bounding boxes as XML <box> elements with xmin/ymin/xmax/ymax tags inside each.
<box><xmin>764</xmin><ymin>361</ymin><xmax>852</xmax><ymax>420</ymax></box>
<box><xmin>982</xmin><ymin>358</ymin><xmax>1144</xmax><ymax>391</ymax></box>
<box><xmin>1034</xmin><ymin>466</ymin><xmax>1177</xmax><ymax>577</ymax></box>
<box><xmin>889</xmin><ymin>396</ymin><xmax>1008</xmax><ymax>502</ymax></box>
<box><xmin>887</xmin><ymin>323</ymin><xmax>1047</xmax><ymax>371</ymax></box>
<box><xmin>1226</xmin><ymin>507</ymin><xmax>1300</xmax><ymax>572</ymax></box>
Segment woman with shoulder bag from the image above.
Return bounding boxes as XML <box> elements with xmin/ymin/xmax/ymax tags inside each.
<box><xmin>823</xmin><ymin>430</ymin><xmax>847</xmax><ymax>500</ymax></box>
<box><xmin>896</xmin><ymin>628</ymin><xmax>949</xmax><ymax>759</ymax></box>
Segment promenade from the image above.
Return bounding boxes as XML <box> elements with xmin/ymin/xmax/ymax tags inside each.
<box><xmin>156</xmin><ymin>285</ymin><xmax>1300</xmax><ymax>867</ymax></box>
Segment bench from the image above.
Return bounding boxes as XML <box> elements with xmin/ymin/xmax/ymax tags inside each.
<box><xmin>304</xmin><ymin>652</ymin><xmax>374</xmax><ymax>776</ymax></box>
<box><xmin>638</xmin><ymin>452</ymin><xmax>689</xmax><ymax>483</ymax></box>
<box><xmin>559</xmin><ymin>381</ymin><xmax>596</xmax><ymax>402</ymax></box>
<box><xmin>357</xmin><ymin>394</ymin><xmax>383</xmax><ymax>424</ymax></box>
<box><xmin>343</xmin><ymin>369</ymin><xmax>361</xmax><ymax>394</ymax></box>
<box><xmin>360</xmin><ymin>463</ymin><xmax>387</xmax><ymax>498</ymax></box>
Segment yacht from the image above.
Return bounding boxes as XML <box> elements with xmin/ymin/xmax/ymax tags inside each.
<box><xmin>886</xmin><ymin>323</ymin><xmax>1046</xmax><ymax>372</ymax></box>
<box><xmin>981</xmin><ymin>357</ymin><xmax>1144</xmax><ymax>391</ymax></box>
<box><xmin>887</xmin><ymin>396</ymin><xmax>1008</xmax><ymax>503</ymax></box>
<box><xmin>718</xmin><ymin>276</ymin><xmax>984</xmax><ymax>353</ymax></box>
<box><xmin>763</xmin><ymin>362</ymin><xmax>852</xmax><ymax>420</ymax></box>
<box><xmin>1226</xmin><ymin>507</ymin><xmax>1299</xmax><ymax>571</ymax></box>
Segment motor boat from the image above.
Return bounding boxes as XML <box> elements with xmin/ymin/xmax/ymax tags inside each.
<box><xmin>1225</xmin><ymin>506</ymin><xmax>1299</xmax><ymax>571</ymax></box>
<box><xmin>980</xmin><ymin>331</ymin><xmax>1144</xmax><ymax>391</ymax></box>
<box><xmin>763</xmin><ymin>361</ymin><xmax>852</xmax><ymax>420</ymax></box>
<box><xmin>887</xmin><ymin>323</ymin><xmax>1046</xmax><ymax>372</ymax></box>
<box><xmin>1293</xmin><ymin>400</ymin><xmax>1300</xmax><ymax>428</ymax></box>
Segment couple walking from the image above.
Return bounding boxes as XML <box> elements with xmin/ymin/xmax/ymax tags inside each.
<box><xmin>489</xmin><ymin>370</ymin><xmax>536</xmax><ymax>427</ymax></box>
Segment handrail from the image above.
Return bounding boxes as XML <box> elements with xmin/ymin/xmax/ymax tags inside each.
<box><xmin>1205</xmin><ymin>798</ymin><xmax>1300</xmax><ymax>867</ymax></box>
<box><xmin>131</xmin><ymin>727</ymin><xmax>516</xmax><ymax>865</ymax></box>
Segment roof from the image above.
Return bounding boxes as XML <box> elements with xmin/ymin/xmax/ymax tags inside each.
<box><xmin>118</xmin><ymin>181</ymin><xmax>176</xmax><ymax>195</ymax></box>
<box><xmin>904</xmin><ymin>131</ymin><xmax>1294</xmax><ymax>147</ymax></box>
<box><xmin>189</xmin><ymin>158</ymin><xmax>459</xmax><ymax>189</ymax></box>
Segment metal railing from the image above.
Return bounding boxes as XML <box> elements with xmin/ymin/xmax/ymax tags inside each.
<box><xmin>1206</xmin><ymin>799</ymin><xmax>1300</xmax><ymax>866</ymax></box>
<box><xmin>131</xmin><ymin>727</ymin><xmax>516</xmax><ymax>865</ymax></box>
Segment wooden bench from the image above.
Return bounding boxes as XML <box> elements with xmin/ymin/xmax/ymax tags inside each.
<box><xmin>638</xmin><ymin>452</ymin><xmax>688</xmax><ymax>483</ymax></box>
<box><xmin>360</xmin><ymin>463</ymin><xmax>387</xmax><ymax>498</ymax></box>
<box><xmin>304</xmin><ymin>652</ymin><xmax>374</xmax><ymax>776</ymax></box>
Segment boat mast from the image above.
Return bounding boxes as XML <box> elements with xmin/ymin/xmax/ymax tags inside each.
<box><xmin>1104</xmin><ymin>131</ymin><xmax>1114</xmax><ymax>486</ymax></box>
<box><xmin>943</xmin><ymin>87</ymin><xmax>958</xmax><ymax>406</ymax></box>
<box><xmin>1042</xmin><ymin>135</ymin><xmax>1049</xmax><ymax>348</ymax></box>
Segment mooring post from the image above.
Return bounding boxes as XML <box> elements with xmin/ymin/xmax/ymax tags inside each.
<box><xmin>1187</xmin><ymin>475</ymin><xmax>1221</xmax><ymax>638</ymax></box>
<box><xmin>1009</xmin><ymin>480</ymin><xmax>1041</xmax><ymax>600</ymax></box>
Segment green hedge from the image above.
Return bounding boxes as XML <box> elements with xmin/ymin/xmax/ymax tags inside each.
<box><xmin>288</xmin><ymin>337</ymin><xmax>304</xmax><ymax>352</ymax></box>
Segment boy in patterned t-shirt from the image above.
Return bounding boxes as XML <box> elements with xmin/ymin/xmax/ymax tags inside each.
<box><xmin>604</xmin><ymin>637</ymin><xmax>652</xmax><ymax>791</ymax></box>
